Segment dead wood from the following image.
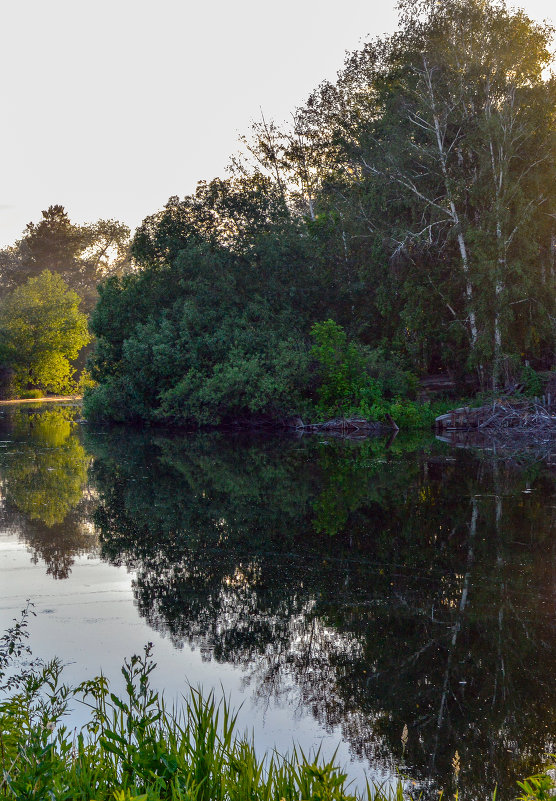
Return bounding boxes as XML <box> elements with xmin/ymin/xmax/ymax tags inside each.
<box><xmin>435</xmin><ymin>398</ymin><xmax>556</xmax><ymax>435</ymax></box>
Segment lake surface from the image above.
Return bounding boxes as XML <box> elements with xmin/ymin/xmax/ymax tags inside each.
<box><xmin>0</xmin><ymin>403</ymin><xmax>555</xmax><ymax>798</ymax></box>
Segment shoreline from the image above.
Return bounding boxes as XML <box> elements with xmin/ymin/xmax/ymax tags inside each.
<box><xmin>0</xmin><ymin>395</ymin><xmax>82</xmax><ymax>406</ymax></box>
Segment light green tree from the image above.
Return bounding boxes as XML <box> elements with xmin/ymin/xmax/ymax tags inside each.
<box><xmin>0</xmin><ymin>270</ymin><xmax>91</xmax><ymax>394</ymax></box>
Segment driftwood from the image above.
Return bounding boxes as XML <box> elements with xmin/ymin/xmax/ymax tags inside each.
<box><xmin>292</xmin><ymin>417</ymin><xmax>389</xmax><ymax>434</ymax></box>
<box><xmin>435</xmin><ymin>398</ymin><xmax>556</xmax><ymax>434</ymax></box>
<box><xmin>224</xmin><ymin>415</ymin><xmax>393</xmax><ymax>437</ymax></box>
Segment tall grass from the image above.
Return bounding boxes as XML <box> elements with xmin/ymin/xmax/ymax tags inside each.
<box><xmin>0</xmin><ymin>608</ymin><xmax>554</xmax><ymax>801</ymax></box>
<box><xmin>0</xmin><ymin>609</ymin><xmax>372</xmax><ymax>801</ymax></box>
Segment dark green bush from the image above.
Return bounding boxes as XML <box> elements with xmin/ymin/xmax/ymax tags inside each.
<box><xmin>519</xmin><ymin>364</ymin><xmax>543</xmax><ymax>398</ymax></box>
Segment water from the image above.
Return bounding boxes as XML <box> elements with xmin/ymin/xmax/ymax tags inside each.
<box><xmin>0</xmin><ymin>403</ymin><xmax>555</xmax><ymax>798</ymax></box>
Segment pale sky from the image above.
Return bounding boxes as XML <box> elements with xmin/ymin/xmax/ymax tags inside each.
<box><xmin>0</xmin><ymin>0</ymin><xmax>553</xmax><ymax>248</ymax></box>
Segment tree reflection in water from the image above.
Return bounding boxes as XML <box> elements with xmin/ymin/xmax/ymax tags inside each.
<box><xmin>0</xmin><ymin>406</ymin><xmax>95</xmax><ymax>578</ymax></box>
<box><xmin>85</xmin><ymin>428</ymin><xmax>556</xmax><ymax>799</ymax></box>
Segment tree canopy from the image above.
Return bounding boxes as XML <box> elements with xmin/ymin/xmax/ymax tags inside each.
<box><xmin>0</xmin><ymin>205</ymin><xmax>131</xmax><ymax>311</ymax></box>
<box><xmin>0</xmin><ymin>271</ymin><xmax>91</xmax><ymax>394</ymax></box>
<box><xmin>86</xmin><ymin>0</ymin><xmax>556</xmax><ymax>424</ymax></box>
<box><xmin>86</xmin><ymin>176</ymin><xmax>320</xmax><ymax>423</ymax></box>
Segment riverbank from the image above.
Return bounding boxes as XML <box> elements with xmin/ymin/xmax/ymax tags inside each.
<box><xmin>0</xmin><ymin>395</ymin><xmax>82</xmax><ymax>406</ymax></box>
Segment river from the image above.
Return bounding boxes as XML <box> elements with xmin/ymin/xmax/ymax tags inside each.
<box><xmin>0</xmin><ymin>403</ymin><xmax>554</xmax><ymax>798</ymax></box>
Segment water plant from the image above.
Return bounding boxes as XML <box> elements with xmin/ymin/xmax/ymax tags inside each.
<box><xmin>0</xmin><ymin>620</ymin><xmax>367</xmax><ymax>801</ymax></box>
<box><xmin>1</xmin><ymin>611</ymin><xmax>554</xmax><ymax>801</ymax></box>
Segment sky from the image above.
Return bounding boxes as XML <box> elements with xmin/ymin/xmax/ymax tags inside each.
<box><xmin>0</xmin><ymin>0</ymin><xmax>554</xmax><ymax>248</ymax></box>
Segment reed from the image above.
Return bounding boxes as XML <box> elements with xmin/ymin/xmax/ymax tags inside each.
<box><xmin>1</xmin><ymin>610</ymin><xmax>554</xmax><ymax>801</ymax></box>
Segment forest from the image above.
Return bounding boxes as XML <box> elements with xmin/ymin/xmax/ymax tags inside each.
<box><xmin>0</xmin><ymin>0</ymin><xmax>554</xmax><ymax>425</ymax></box>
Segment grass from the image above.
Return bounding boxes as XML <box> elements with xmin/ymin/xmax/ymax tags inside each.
<box><xmin>0</xmin><ymin>644</ymin><xmax>366</xmax><ymax>801</ymax></box>
<box><xmin>1</xmin><ymin>609</ymin><xmax>554</xmax><ymax>801</ymax></box>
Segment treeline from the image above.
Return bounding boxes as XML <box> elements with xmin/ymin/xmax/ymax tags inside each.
<box><xmin>0</xmin><ymin>205</ymin><xmax>130</xmax><ymax>310</ymax></box>
<box><xmin>2</xmin><ymin>0</ymin><xmax>555</xmax><ymax>418</ymax></box>
<box><xmin>85</xmin><ymin>0</ymin><xmax>556</xmax><ymax>425</ymax></box>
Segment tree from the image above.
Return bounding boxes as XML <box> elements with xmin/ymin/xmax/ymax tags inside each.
<box><xmin>20</xmin><ymin>205</ymin><xmax>82</xmax><ymax>276</ymax></box>
<box><xmin>85</xmin><ymin>0</ymin><xmax>555</xmax><ymax>424</ymax></box>
<box><xmin>241</xmin><ymin>0</ymin><xmax>555</xmax><ymax>383</ymax></box>
<box><xmin>1</xmin><ymin>206</ymin><xmax>131</xmax><ymax>311</ymax></box>
<box><xmin>391</xmin><ymin>0</ymin><xmax>556</xmax><ymax>386</ymax></box>
<box><xmin>291</xmin><ymin>0</ymin><xmax>556</xmax><ymax>384</ymax></box>
<box><xmin>86</xmin><ymin>175</ymin><xmax>321</xmax><ymax>425</ymax></box>
<box><xmin>0</xmin><ymin>271</ymin><xmax>91</xmax><ymax>394</ymax></box>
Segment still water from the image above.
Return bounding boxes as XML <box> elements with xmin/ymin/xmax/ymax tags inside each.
<box><xmin>0</xmin><ymin>403</ymin><xmax>554</xmax><ymax>798</ymax></box>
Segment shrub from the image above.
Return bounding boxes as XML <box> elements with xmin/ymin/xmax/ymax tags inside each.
<box><xmin>86</xmin><ymin>244</ymin><xmax>316</xmax><ymax>426</ymax></box>
<box><xmin>361</xmin><ymin>348</ymin><xmax>419</xmax><ymax>400</ymax></box>
<box><xmin>0</xmin><ymin>628</ymin><xmax>371</xmax><ymax>801</ymax></box>
<box><xmin>519</xmin><ymin>364</ymin><xmax>543</xmax><ymax>398</ymax></box>
<box><xmin>310</xmin><ymin>320</ymin><xmax>381</xmax><ymax>417</ymax></box>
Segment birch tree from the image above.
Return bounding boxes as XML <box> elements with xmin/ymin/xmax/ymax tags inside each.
<box><xmin>377</xmin><ymin>0</ymin><xmax>555</xmax><ymax>383</ymax></box>
<box><xmin>290</xmin><ymin>0</ymin><xmax>556</xmax><ymax>382</ymax></box>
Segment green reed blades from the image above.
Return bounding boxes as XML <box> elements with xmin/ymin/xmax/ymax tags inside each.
<box><xmin>1</xmin><ymin>621</ymin><xmax>555</xmax><ymax>801</ymax></box>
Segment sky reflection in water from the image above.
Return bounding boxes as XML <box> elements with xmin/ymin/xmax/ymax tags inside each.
<box><xmin>0</xmin><ymin>404</ymin><xmax>555</xmax><ymax>798</ymax></box>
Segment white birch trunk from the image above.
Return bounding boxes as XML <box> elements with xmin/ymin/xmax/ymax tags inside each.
<box><xmin>424</xmin><ymin>60</ymin><xmax>479</xmax><ymax>350</ymax></box>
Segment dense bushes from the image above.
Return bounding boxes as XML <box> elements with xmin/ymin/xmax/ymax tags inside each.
<box><xmin>85</xmin><ymin>245</ymin><xmax>439</xmax><ymax>428</ymax></box>
<box><xmin>85</xmin><ymin>239</ymin><xmax>315</xmax><ymax>424</ymax></box>
<box><xmin>84</xmin><ymin>255</ymin><xmax>431</xmax><ymax>427</ymax></box>
<box><xmin>310</xmin><ymin>320</ymin><xmax>422</xmax><ymax>420</ymax></box>
<box><xmin>84</xmin><ymin>180</ymin><xmax>430</xmax><ymax>428</ymax></box>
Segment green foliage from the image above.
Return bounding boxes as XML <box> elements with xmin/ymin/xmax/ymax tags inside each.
<box><xmin>516</xmin><ymin>762</ymin><xmax>556</xmax><ymax>801</ymax></box>
<box><xmin>309</xmin><ymin>321</ymin><xmax>432</xmax><ymax>426</ymax></box>
<box><xmin>18</xmin><ymin>389</ymin><xmax>43</xmax><ymax>399</ymax></box>
<box><xmin>0</xmin><ymin>636</ymin><xmax>375</xmax><ymax>801</ymax></box>
<box><xmin>361</xmin><ymin>349</ymin><xmax>419</xmax><ymax>400</ymax></box>
<box><xmin>86</xmin><ymin>181</ymin><xmax>319</xmax><ymax>426</ymax></box>
<box><xmin>242</xmin><ymin>0</ymin><xmax>556</xmax><ymax>384</ymax></box>
<box><xmin>370</xmin><ymin>398</ymin><xmax>449</xmax><ymax>429</ymax></box>
<box><xmin>0</xmin><ymin>603</ymin><xmax>39</xmax><ymax>692</ymax></box>
<box><xmin>0</xmin><ymin>271</ymin><xmax>91</xmax><ymax>395</ymax></box>
<box><xmin>0</xmin><ymin>205</ymin><xmax>131</xmax><ymax>311</ymax></box>
<box><xmin>310</xmin><ymin>320</ymin><xmax>381</xmax><ymax>417</ymax></box>
<box><xmin>519</xmin><ymin>365</ymin><xmax>544</xmax><ymax>398</ymax></box>
<box><xmin>84</xmin><ymin>0</ymin><xmax>556</xmax><ymax>424</ymax></box>
<box><xmin>76</xmin><ymin>368</ymin><xmax>97</xmax><ymax>394</ymax></box>
<box><xmin>0</xmin><ymin>365</ymin><xmax>16</xmax><ymax>399</ymax></box>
